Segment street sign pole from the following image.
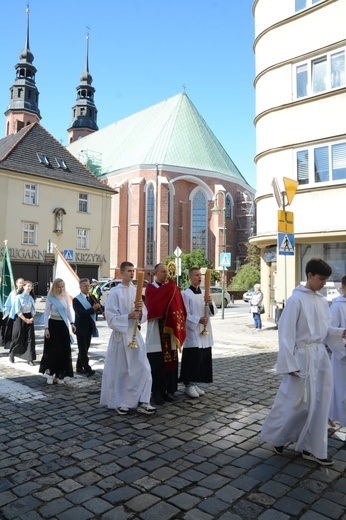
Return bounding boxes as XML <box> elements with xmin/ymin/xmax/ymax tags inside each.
<box><xmin>273</xmin><ymin>176</ymin><xmax>298</xmax><ymax>306</ymax></box>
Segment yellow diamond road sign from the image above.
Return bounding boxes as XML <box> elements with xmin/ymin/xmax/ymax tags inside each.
<box><xmin>283</xmin><ymin>177</ymin><xmax>299</xmax><ymax>206</ymax></box>
<box><xmin>278</xmin><ymin>210</ymin><xmax>294</xmax><ymax>234</ymax></box>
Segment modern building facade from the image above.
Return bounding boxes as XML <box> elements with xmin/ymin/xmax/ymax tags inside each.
<box><xmin>253</xmin><ymin>0</ymin><xmax>346</xmax><ymax>318</ymax></box>
<box><xmin>68</xmin><ymin>93</ymin><xmax>255</xmax><ymax>281</ymax></box>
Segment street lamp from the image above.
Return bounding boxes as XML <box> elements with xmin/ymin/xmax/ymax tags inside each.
<box><xmin>211</xmin><ymin>190</ymin><xmax>227</xmax><ymax>319</ymax></box>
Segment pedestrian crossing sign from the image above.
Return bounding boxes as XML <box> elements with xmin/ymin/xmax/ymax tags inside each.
<box><xmin>278</xmin><ymin>233</ymin><xmax>294</xmax><ymax>256</ymax></box>
<box><xmin>220</xmin><ymin>252</ymin><xmax>231</xmax><ymax>267</ymax></box>
<box><xmin>63</xmin><ymin>249</ymin><xmax>74</xmax><ymax>261</ymax></box>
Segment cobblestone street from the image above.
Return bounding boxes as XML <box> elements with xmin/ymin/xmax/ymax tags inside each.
<box><xmin>0</xmin><ymin>305</ymin><xmax>345</xmax><ymax>519</ymax></box>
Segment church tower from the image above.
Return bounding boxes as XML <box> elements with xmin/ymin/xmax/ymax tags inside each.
<box><xmin>67</xmin><ymin>33</ymin><xmax>98</xmax><ymax>144</ymax></box>
<box><xmin>5</xmin><ymin>6</ymin><xmax>41</xmax><ymax>136</ymax></box>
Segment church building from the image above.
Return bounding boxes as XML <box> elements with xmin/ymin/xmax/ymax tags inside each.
<box><xmin>67</xmin><ymin>92</ymin><xmax>255</xmax><ymax>282</ymax></box>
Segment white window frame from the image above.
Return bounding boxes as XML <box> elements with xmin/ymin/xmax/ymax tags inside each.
<box><xmin>296</xmin><ymin>140</ymin><xmax>346</xmax><ymax>185</ymax></box>
<box><xmin>77</xmin><ymin>228</ymin><xmax>89</xmax><ymax>250</ymax></box>
<box><xmin>24</xmin><ymin>183</ymin><xmax>38</xmax><ymax>205</ymax></box>
<box><xmin>22</xmin><ymin>221</ymin><xmax>37</xmax><ymax>245</ymax></box>
<box><xmin>78</xmin><ymin>193</ymin><xmax>89</xmax><ymax>213</ymax></box>
<box><xmin>295</xmin><ymin>48</ymin><xmax>345</xmax><ymax>99</ymax></box>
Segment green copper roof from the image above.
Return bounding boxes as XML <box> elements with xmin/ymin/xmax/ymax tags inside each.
<box><xmin>68</xmin><ymin>92</ymin><xmax>247</xmax><ymax>183</ymax></box>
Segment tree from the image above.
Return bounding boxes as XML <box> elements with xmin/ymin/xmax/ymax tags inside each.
<box><xmin>230</xmin><ymin>243</ymin><xmax>261</xmax><ymax>290</ymax></box>
<box><xmin>230</xmin><ymin>263</ymin><xmax>260</xmax><ymax>290</ymax></box>
<box><xmin>163</xmin><ymin>249</ymin><xmax>219</xmax><ymax>289</ymax></box>
<box><xmin>245</xmin><ymin>243</ymin><xmax>261</xmax><ymax>270</ymax></box>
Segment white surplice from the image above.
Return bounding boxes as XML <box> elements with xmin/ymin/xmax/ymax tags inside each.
<box><xmin>100</xmin><ymin>283</ymin><xmax>152</xmax><ymax>410</ymax></box>
<box><xmin>182</xmin><ymin>288</ymin><xmax>216</xmax><ymax>348</ymax></box>
<box><xmin>261</xmin><ymin>285</ymin><xmax>345</xmax><ymax>459</ymax></box>
<box><xmin>329</xmin><ymin>295</ymin><xmax>346</xmax><ymax>426</ymax></box>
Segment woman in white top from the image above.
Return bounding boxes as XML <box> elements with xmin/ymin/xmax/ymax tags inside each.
<box><xmin>250</xmin><ymin>283</ymin><xmax>264</xmax><ymax>331</ymax></box>
<box><xmin>39</xmin><ymin>279</ymin><xmax>76</xmax><ymax>384</ymax></box>
<box><xmin>9</xmin><ymin>280</ymin><xmax>36</xmax><ymax>364</ymax></box>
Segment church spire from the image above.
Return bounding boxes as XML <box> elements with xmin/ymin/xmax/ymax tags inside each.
<box><xmin>4</xmin><ymin>5</ymin><xmax>41</xmax><ymax>136</ymax></box>
<box><xmin>67</xmin><ymin>31</ymin><xmax>98</xmax><ymax>144</ymax></box>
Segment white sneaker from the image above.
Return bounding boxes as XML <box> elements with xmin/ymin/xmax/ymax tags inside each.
<box><xmin>56</xmin><ymin>378</ymin><xmax>65</xmax><ymax>385</ymax></box>
<box><xmin>194</xmin><ymin>385</ymin><xmax>205</xmax><ymax>396</ymax></box>
<box><xmin>185</xmin><ymin>385</ymin><xmax>199</xmax><ymax>398</ymax></box>
<box><xmin>137</xmin><ymin>403</ymin><xmax>156</xmax><ymax>415</ymax></box>
<box><xmin>116</xmin><ymin>407</ymin><xmax>129</xmax><ymax>415</ymax></box>
<box><xmin>47</xmin><ymin>375</ymin><xmax>54</xmax><ymax>385</ymax></box>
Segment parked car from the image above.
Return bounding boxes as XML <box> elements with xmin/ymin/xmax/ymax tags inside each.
<box><xmin>209</xmin><ymin>286</ymin><xmax>231</xmax><ymax>308</ymax></box>
<box><xmin>100</xmin><ymin>279</ymin><xmax>148</xmax><ymax>306</ymax></box>
<box><xmin>242</xmin><ymin>289</ymin><xmax>255</xmax><ymax>303</ymax></box>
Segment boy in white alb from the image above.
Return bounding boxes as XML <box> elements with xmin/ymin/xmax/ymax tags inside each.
<box><xmin>100</xmin><ymin>261</ymin><xmax>155</xmax><ymax>416</ymax></box>
<box><xmin>179</xmin><ymin>267</ymin><xmax>216</xmax><ymax>398</ymax></box>
<box><xmin>261</xmin><ymin>258</ymin><xmax>346</xmax><ymax>466</ymax></box>
<box><xmin>329</xmin><ymin>275</ymin><xmax>346</xmax><ymax>426</ymax></box>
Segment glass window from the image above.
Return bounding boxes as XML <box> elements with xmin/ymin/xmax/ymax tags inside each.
<box><xmin>296</xmin><ymin>64</ymin><xmax>308</xmax><ymax>98</ymax></box>
<box><xmin>146</xmin><ymin>184</ymin><xmax>155</xmax><ymax>266</ymax></box>
<box><xmin>312</xmin><ymin>58</ymin><xmax>327</xmax><ymax>94</ymax></box>
<box><xmin>225</xmin><ymin>194</ymin><xmax>232</xmax><ymax>220</ymax></box>
<box><xmin>295</xmin><ymin>49</ymin><xmax>345</xmax><ymax>99</ymax></box>
<box><xmin>78</xmin><ymin>193</ymin><xmax>89</xmax><ymax>213</ymax></box>
<box><xmin>24</xmin><ymin>184</ymin><xmax>37</xmax><ymax>205</ymax></box>
<box><xmin>192</xmin><ymin>191</ymin><xmax>207</xmax><ymax>251</ymax></box>
<box><xmin>297</xmin><ymin>141</ymin><xmax>346</xmax><ymax>185</ymax></box>
<box><xmin>331</xmin><ymin>51</ymin><xmax>345</xmax><ymax>89</ymax></box>
<box><xmin>22</xmin><ymin>222</ymin><xmax>36</xmax><ymax>245</ymax></box>
<box><xmin>55</xmin><ymin>158</ymin><xmax>67</xmax><ymax>170</ymax></box>
<box><xmin>77</xmin><ymin>229</ymin><xmax>88</xmax><ymax>249</ymax></box>
<box><xmin>295</xmin><ymin>0</ymin><xmax>323</xmax><ymax>11</ymax></box>
<box><xmin>295</xmin><ymin>0</ymin><xmax>306</xmax><ymax>12</ymax></box>
<box><xmin>332</xmin><ymin>143</ymin><xmax>346</xmax><ymax>181</ymax></box>
<box><xmin>36</xmin><ymin>153</ymin><xmax>49</xmax><ymax>166</ymax></box>
<box><xmin>297</xmin><ymin>150</ymin><xmax>309</xmax><ymax>185</ymax></box>
<box><xmin>314</xmin><ymin>147</ymin><xmax>329</xmax><ymax>183</ymax></box>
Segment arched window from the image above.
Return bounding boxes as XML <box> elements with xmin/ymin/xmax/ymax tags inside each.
<box><xmin>192</xmin><ymin>191</ymin><xmax>207</xmax><ymax>251</ymax></box>
<box><xmin>225</xmin><ymin>194</ymin><xmax>232</xmax><ymax>220</ymax></box>
<box><xmin>146</xmin><ymin>184</ymin><xmax>155</xmax><ymax>265</ymax></box>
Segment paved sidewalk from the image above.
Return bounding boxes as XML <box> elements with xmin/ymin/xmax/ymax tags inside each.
<box><xmin>0</xmin><ymin>305</ymin><xmax>345</xmax><ymax>519</ymax></box>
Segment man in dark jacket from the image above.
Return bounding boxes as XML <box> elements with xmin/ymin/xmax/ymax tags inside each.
<box><xmin>73</xmin><ymin>278</ymin><xmax>103</xmax><ymax>377</ymax></box>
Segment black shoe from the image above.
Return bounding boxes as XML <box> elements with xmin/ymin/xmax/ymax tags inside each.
<box><xmin>161</xmin><ymin>392</ymin><xmax>173</xmax><ymax>402</ymax></box>
<box><xmin>9</xmin><ymin>356</ymin><xmax>14</xmax><ymax>363</ymax></box>
<box><xmin>86</xmin><ymin>370</ymin><xmax>95</xmax><ymax>377</ymax></box>
<box><xmin>152</xmin><ymin>392</ymin><xmax>164</xmax><ymax>405</ymax></box>
<box><xmin>273</xmin><ymin>446</ymin><xmax>284</xmax><ymax>454</ymax></box>
<box><xmin>28</xmin><ymin>361</ymin><xmax>35</xmax><ymax>366</ymax></box>
<box><xmin>302</xmin><ymin>450</ymin><xmax>334</xmax><ymax>466</ymax></box>
<box><xmin>76</xmin><ymin>368</ymin><xmax>85</xmax><ymax>374</ymax></box>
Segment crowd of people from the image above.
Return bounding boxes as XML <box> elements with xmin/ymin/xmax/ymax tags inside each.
<box><xmin>2</xmin><ymin>257</ymin><xmax>346</xmax><ymax>467</ymax></box>
<box><xmin>1</xmin><ymin>262</ymin><xmax>216</xmax><ymax>417</ymax></box>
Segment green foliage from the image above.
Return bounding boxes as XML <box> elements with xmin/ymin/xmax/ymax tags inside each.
<box><xmin>245</xmin><ymin>243</ymin><xmax>261</xmax><ymax>270</ymax></box>
<box><xmin>163</xmin><ymin>249</ymin><xmax>219</xmax><ymax>289</ymax></box>
<box><xmin>230</xmin><ymin>263</ymin><xmax>260</xmax><ymax>291</ymax></box>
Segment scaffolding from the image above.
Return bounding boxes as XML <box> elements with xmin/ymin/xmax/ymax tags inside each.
<box><xmin>235</xmin><ymin>191</ymin><xmax>255</xmax><ymax>263</ymax></box>
<box><xmin>77</xmin><ymin>149</ymin><xmax>102</xmax><ymax>177</ymax></box>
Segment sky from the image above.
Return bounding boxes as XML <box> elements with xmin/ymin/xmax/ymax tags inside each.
<box><xmin>0</xmin><ymin>1</ymin><xmax>256</xmax><ymax>188</ymax></box>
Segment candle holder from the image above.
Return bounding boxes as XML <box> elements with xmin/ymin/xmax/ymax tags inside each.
<box><xmin>201</xmin><ymin>302</ymin><xmax>209</xmax><ymax>335</ymax></box>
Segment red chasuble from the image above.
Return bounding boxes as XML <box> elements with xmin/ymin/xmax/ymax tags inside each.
<box><xmin>146</xmin><ymin>280</ymin><xmax>186</xmax><ymax>349</ymax></box>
